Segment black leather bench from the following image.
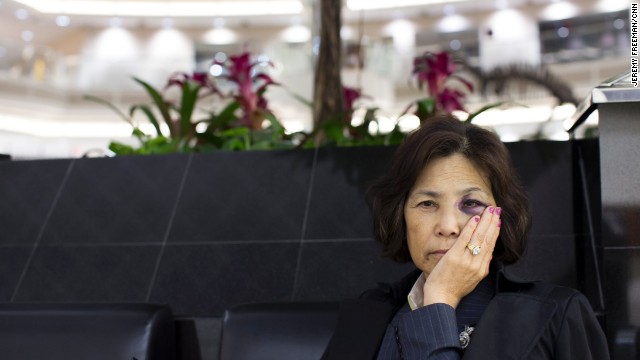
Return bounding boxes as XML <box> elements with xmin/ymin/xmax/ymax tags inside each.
<box><xmin>219</xmin><ymin>302</ymin><xmax>339</xmax><ymax>360</ymax></box>
<box><xmin>0</xmin><ymin>303</ymin><xmax>176</xmax><ymax>360</ymax></box>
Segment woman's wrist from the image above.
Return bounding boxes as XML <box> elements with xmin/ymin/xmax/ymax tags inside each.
<box><xmin>422</xmin><ymin>291</ymin><xmax>460</xmax><ymax>309</ymax></box>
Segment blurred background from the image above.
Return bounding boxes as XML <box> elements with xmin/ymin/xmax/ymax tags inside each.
<box><xmin>0</xmin><ymin>0</ymin><xmax>632</xmax><ymax>159</ymax></box>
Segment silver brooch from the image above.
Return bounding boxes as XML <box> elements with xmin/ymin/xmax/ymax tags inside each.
<box><xmin>459</xmin><ymin>325</ymin><xmax>475</xmax><ymax>349</ymax></box>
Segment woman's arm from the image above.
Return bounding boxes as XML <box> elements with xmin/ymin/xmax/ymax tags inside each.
<box><xmin>377</xmin><ymin>304</ymin><xmax>462</xmax><ymax>360</ymax></box>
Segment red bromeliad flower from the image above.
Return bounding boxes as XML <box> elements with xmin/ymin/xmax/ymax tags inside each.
<box><xmin>438</xmin><ymin>88</ymin><xmax>466</xmax><ymax>113</ymax></box>
<box><xmin>413</xmin><ymin>51</ymin><xmax>473</xmax><ymax>114</ymax></box>
<box><xmin>342</xmin><ymin>85</ymin><xmax>362</xmax><ymax>116</ymax></box>
<box><xmin>215</xmin><ymin>51</ymin><xmax>278</xmax><ymax>130</ymax></box>
<box><xmin>165</xmin><ymin>71</ymin><xmax>219</xmax><ymax>97</ymax></box>
<box><xmin>342</xmin><ymin>85</ymin><xmax>377</xmax><ymax>138</ymax></box>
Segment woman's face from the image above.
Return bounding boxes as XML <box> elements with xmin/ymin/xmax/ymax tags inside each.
<box><xmin>404</xmin><ymin>154</ymin><xmax>496</xmax><ymax>277</ymax></box>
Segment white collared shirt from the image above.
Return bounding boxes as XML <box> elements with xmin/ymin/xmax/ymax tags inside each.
<box><xmin>407</xmin><ymin>272</ymin><xmax>426</xmax><ymax>310</ymax></box>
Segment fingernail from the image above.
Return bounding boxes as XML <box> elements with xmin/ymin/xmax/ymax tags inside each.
<box><xmin>496</xmin><ymin>207</ymin><xmax>502</xmax><ymax>216</ymax></box>
<box><xmin>474</xmin><ymin>216</ymin><xmax>480</xmax><ymax>223</ymax></box>
<box><xmin>488</xmin><ymin>206</ymin><xmax>495</xmax><ymax>214</ymax></box>
<box><xmin>498</xmin><ymin>220</ymin><xmax>502</xmax><ymax>228</ymax></box>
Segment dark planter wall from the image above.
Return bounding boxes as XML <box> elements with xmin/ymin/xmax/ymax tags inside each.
<box><xmin>0</xmin><ymin>141</ymin><xmax>584</xmax><ymax>318</ymax></box>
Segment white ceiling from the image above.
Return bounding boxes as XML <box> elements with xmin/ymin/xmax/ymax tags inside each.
<box><xmin>0</xmin><ymin>0</ymin><xmax>630</xmax><ymax>48</ymax></box>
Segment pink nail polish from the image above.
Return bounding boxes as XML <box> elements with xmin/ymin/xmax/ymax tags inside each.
<box><xmin>496</xmin><ymin>207</ymin><xmax>502</xmax><ymax>216</ymax></box>
<box><xmin>489</xmin><ymin>207</ymin><xmax>495</xmax><ymax>214</ymax></box>
<box><xmin>474</xmin><ymin>216</ymin><xmax>480</xmax><ymax>223</ymax></box>
<box><xmin>498</xmin><ymin>220</ymin><xmax>502</xmax><ymax>228</ymax></box>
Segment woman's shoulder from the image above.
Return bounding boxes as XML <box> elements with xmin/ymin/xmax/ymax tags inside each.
<box><xmin>499</xmin><ymin>263</ymin><xmax>585</xmax><ymax>302</ymax></box>
<box><xmin>522</xmin><ymin>281</ymin><xmax>596</xmax><ymax>314</ymax></box>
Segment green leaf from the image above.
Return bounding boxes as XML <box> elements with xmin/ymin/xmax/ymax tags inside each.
<box><xmin>322</xmin><ymin>119</ymin><xmax>345</xmax><ymax>144</ymax></box>
<box><xmin>140</xmin><ymin>136</ymin><xmax>179</xmax><ymax>154</ymax></box>
<box><xmin>220</xmin><ymin>127</ymin><xmax>250</xmax><ymax>151</ymax></box>
<box><xmin>262</xmin><ymin>111</ymin><xmax>285</xmax><ymax>140</ymax></box>
<box><xmin>415</xmin><ymin>98</ymin><xmax>436</xmax><ymax>121</ymax></box>
<box><xmin>465</xmin><ymin>102</ymin><xmax>506</xmax><ymax>123</ymax></box>
<box><xmin>132</xmin><ymin>77</ymin><xmax>174</xmax><ymax>133</ymax></box>
<box><xmin>179</xmin><ymin>80</ymin><xmax>202</xmax><ymax>137</ymax></box>
<box><xmin>385</xmin><ymin>127</ymin><xmax>406</xmax><ymax>145</ymax></box>
<box><xmin>130</xmin><ymin>104</ymin><xmax>162</xmax><ymax>136</ymax></box>
<box><xmin>108</xmin><ymin>141</ymin><xmax>137</xmax><ymax>155</ymax></box>
<box><xmin>131</xmin><ymin>128</ymin><xmax>151</xmax><ymax>145</ymax></box>
<box><xmin>286</xmin><ymin>90</ymin><xmax>313</xmax><ymax>108</ymax></box>
<box><xmin>84</xmin><ymin>95</ymin><xmax>133</xmax><ymax>126</ymax></box>
<box><xmin>209</xmin><ymin>101</ymin><xmax>241</xmax><ymax>131</ymax></box>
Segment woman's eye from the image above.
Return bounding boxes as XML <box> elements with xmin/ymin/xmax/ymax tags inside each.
<box><xmin>418</xmin><ymin>200</ymin><xmax>437</xmax><ymax>208</ymax></box>
<box><xmin>462</xmin><ymin>200</ymin><xmax>483</xmax><ymax>208</ymax></box>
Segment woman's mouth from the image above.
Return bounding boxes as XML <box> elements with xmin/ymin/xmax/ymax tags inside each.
<box><xmin>429</xmin><ymin>249</ymin><xmax>449</xmax><ymax>256</ymax></box>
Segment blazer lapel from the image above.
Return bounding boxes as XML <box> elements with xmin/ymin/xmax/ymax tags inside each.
<box><xmin>462</xmin><ymin>293</ymin><xmax>557</xmax><ymax>359</ymax></box>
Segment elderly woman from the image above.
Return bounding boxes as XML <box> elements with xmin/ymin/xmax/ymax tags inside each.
<box><xmin>322</xmin><ymin>115</ymin><xmax>609</xmax><ymax>359</ymax></box>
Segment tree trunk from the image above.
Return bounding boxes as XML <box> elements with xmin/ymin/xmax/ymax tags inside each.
<box><xmin>313</xmin><ymin>0</ymin><xmax>343</xmax><ymax>136</ymax></box>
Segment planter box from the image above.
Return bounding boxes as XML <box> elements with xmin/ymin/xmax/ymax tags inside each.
<box><xmin>0</xmin><ymin>142</ymin><xmax>585</xmax><ymax>317</ymax></box>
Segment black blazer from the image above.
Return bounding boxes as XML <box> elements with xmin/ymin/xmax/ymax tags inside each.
<box><xmin>322</xmin><ymin>265</ymin><xmax>610</xmax><ymax>359</ymax></box>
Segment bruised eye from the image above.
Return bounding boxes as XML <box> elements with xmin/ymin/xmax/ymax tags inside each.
<box><xmin>462</xmin><ymin>199</ymin><xmax>486</xmax><ymax>208</ymax></box>
<box><xmin>460</xmin><ymin>199</ymin><xmax>487</xmax><ymax>215</ymax></box>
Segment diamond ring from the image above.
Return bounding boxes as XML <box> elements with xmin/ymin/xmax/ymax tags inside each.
<box><xmin>466</xmin><ymin>242</ymin><xmax>481</xmax><ymax>256</ymax></box>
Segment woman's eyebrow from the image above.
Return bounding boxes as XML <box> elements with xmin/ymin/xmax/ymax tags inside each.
<box><xmin>459</xmin><ymin>187</ymin><xmax>488</xmax><ymax>195</ymax></box>
<box><xmin>411</xmin><ymin>187</ymin><xmax>489</xmax><ymax>198</ymax></box>
<box><xmin>412</xmin><ymin>189</ymin><xmax>440</xmax><ymax>198</ymax></box>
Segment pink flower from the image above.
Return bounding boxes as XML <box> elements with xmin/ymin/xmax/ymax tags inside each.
<box><xmin>216</xmin><ymin>51</ymin><xmax>278</xmax><ymax>130</ymax></box>
<box><xmin>413</xmin><ymin>51</ymin><xmax>473</xmax><ymax>114</ymax></box>
<box><xmin>414</xmin><ymin>52</ymin><xmax>455</xmax><ymax>96</ymax></box>
<box><xmin>438</xmin><ymin>88</ymin><xmax>466</xmax><ymax>113</ymax></box>
<box><xmin>165</xmin><ymin>71</ymin><xmax>218</xmax><ymax>97</ymax></box>
<box><xmin>342</xmin><ymin>86</ymin><xmax>362</xmax><ymax>115</ymax></box>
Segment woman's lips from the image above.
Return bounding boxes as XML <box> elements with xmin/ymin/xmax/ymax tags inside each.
<box><xmin>429</xmin><ymin>249</ymin><xmax>449</xmax><ymax>256</ymax></box>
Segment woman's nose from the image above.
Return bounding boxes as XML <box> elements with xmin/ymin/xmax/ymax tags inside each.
<box><xmin>436</xmin><ymin>209</ymin><xmax>462</xmax><ymax>237</ymax></box>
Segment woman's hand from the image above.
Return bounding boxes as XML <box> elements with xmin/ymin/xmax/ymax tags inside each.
<box><xmin>422</xmin><ymin>206</ymin><xmax>502</xmax><ymax>308</ymax></box>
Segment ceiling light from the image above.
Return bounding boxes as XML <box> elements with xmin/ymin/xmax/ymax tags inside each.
<box><xmin>540</xmin><ymin>1</ymin><xmax>578</xmax><ymax>21</ymax></box>
<box><xmin>436</xmin><ymin>14</ymin><xmax>470</xmax><ymax>33</ymax></box>
<box><xmin>15</xmin><ymin>8</ymin><xmax>29</xmax><ymax>20</ymax></box>
<box><xmin>281</xmin><ymin>25</ymin><xmax>311</xmax><ymax>43</ymax></box>
<box><xmin>109</xmin><ymin>17</ymin><xmax>122</xmax><ymax>27</ymax></box>
<box><xmin>347</xmin><ymin>0</ymin><xmax>464</xmax><ymax>11</ymax></box>
<box><xmin>557</xmin><ymin>26</ymin><xmax>569</xmax><ymax>38</ymax></box>
<box><xmin>340</xmin><ymin>26</ymin><xmax>355</xmax><ymax>40</ymax></box>
<box><xmin>209</xmin><ymin>64</ymin><xmax>224</xmax><ymax>77</ymax></box>
<box><xmin>161</xmin><ymin>17</ymin><xmax>174</xmax><ymax>28</ymax></box>
<box><xmin>202</xmin><ymin>28</ymin><xmax>238</xmax><ymax>45</ymax></box>
<box><xmin>613</xmin><ymin>18</ymin><xmax>625</xmax><ymax>30</ymax></box>
<box><xmin>495</xmin><ymin>0</ymin><xmax>509</xmax><ymax>10</ymax></box>
<box><xmin>12</xmin><ymin>0</ymin><xmax>303</xmax><ymax>17</ymax></box>
<box><xmin>21</xmin><ymin>30</ymin><xmax>34</xmax><ymax>42</ymax></box>
<box><xmin>55</xmin><ymin>15</ymin><xmax>71</xmax><ymax>27</ymax></box>
<box><xmin>442</xmin><ymin>4</ymin><xmax>456</xmax><ymax>15</ymax></box>
<box><xmin>214</xmin><ymin>52</ymin><xmax>227</xmax><ymax>62</ymax></box>
<box><xmin>595</xmin><ymin>0</ymin><xmax>629</xmax><ymax>12</ymax></box>
<box><xmin>213</xmin><ymin>17</ymin><xmax>225</xmax><ymax>28</ymax></box>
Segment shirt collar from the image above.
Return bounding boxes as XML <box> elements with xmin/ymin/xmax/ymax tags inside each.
<box><xmin>407</xmin><ymin>273</ymin><xmax>426</xmax><ymax>310</ymax></box>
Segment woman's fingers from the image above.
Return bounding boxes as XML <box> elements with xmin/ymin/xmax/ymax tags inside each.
<box><xmin>455</xmin><ymin>213</ymin><xmax>481</xmax><ymax>253</ymax></box>
<box><xmin>480</xmin><ymin>207</ymin><xmax>501</xmax><ymax>257</ymax></box>
<box><xmin>471</xmin><ymin>207</ymin><xmax>500</xmax><ymax>253</ymax></box>
<box><xmin>455</xmin><ymin>206</ymin><xmax>501</xmax><ymax>258</ymax></box>
<box><xmin>422</xmin><ymin>206</ymin><xmax>502</xmax><ymax>308</ymax></box>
